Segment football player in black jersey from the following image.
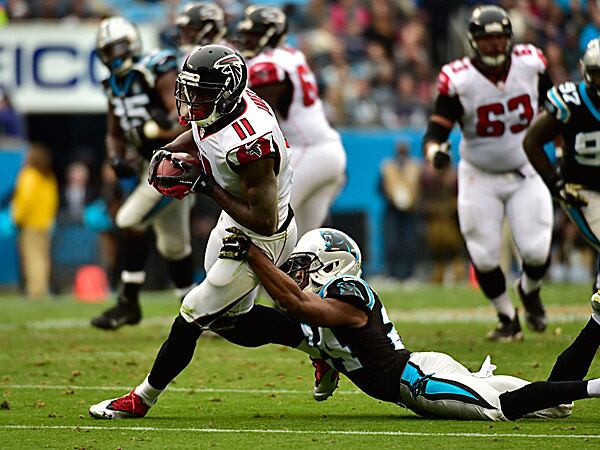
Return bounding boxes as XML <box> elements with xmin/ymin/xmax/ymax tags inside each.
<box><xmin>90</xmin><ymin>227</ymin><xmax>600</xmax><ymax>421</ymax></box>
<box><xmin>91</xmin><ymin>17</ymin><xmax>195</xmax><ymax>330</ymax></box>
<box><xmin>220</xmin><ymin>228</ymin><xmax>600</xmax><ymax>421</ymax></box>
<box><xmin>524</xmin><ymin>38</ymin><xmax>600</xmax><ymax>383</ymax></box>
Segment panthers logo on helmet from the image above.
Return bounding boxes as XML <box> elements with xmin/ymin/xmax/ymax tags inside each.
<box><xmin>320</xmin><ymin>230</ymin><xmax>358</xmax><ymax>259</ymax></box>
<box><xmin>214</xmin><ymin>54</ymin><xmax>245</xmax><ymax>88</ymax></box>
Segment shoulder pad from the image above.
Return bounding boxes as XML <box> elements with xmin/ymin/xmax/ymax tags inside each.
<box><xmin>320</xmin><ymin>276</ymin><xmax>375</xmax><ymax>310</ymax></box>
<box><xmin>226</xmin><ymin>131</ymin><xmax>277</xmax><ymax>166</ymax></box>
<box><xmin>145</xmin><ymin>49</ymin><xmax>178</xmax><ymax>75</ymax></box>
<box><xmin>545</xmin><ymin>82</ymin><xmax>578</xmax><ymax>123</ymax></box>
<box><xmin>512</xmin><ymin>44</ymin><xmax>547</xmax><ymax>72</ymax></box>
<box><xmin>248</xmin><ymin>60</ymin><xmax>286</xmax><ymax>88</ymax></box>
<box><xmin>438</xmin><ymin>58</ymin><xmax>470</xmax><ymax>96</ymax></box>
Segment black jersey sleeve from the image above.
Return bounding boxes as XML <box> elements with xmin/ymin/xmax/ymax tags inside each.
<box><xmin>432</xmin><ymin>93</ymin><xmax>464</xmax><ymax>122</ymax></box>
<box><xmin>321</xmin><ymin>277</ymin><xmax>375</xmax><ymax>310</ymax></box>
<box><xmin>537</xmin><ymin>70</ymin><xmax>554</xmax><ymax>102</ymax></box>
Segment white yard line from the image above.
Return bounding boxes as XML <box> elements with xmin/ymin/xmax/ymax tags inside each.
<box><xmin>0</xmin><ymin>424</ymin><xmax>598</xmax><ymax>439</ymax></box>
<box><xmin>0</xmin><ymin>305</ymin><xmax>593</xmax><ymax>331</ymax></box>
<box><xmin>0</xmin><ymin>383</ymin><xmax>363</xmax><ymax>395</ymax></box>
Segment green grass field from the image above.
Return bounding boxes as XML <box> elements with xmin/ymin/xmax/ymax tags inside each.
<box><xmin>2</xmin><ymin>282</ymin><xmax>600</xmax><ymax>449</ymax></box>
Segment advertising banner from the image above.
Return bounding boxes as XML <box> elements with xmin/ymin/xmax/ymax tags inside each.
<box><xmin>0</xmin><ymin>22</ymin><xmax>160</xmax><ymax>113</ymax></box>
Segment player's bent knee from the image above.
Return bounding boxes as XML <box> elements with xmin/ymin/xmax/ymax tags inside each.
<box><xmin>156</xmin><ymin>239</ymin><xmax>191</xmax><ymax>261</ymax></box>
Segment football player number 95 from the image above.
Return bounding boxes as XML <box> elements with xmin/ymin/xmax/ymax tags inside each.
<box><xmin>476</xmin><ymin>94</ymin><xmax>533</xmax><ymax>137</ymax></box>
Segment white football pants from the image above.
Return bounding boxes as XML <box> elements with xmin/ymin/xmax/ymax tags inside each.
<box><xmin>290</xmin><ymin>139</ymin><xmax>346</xmax><ymax>237</ymax></box>
<box><xmin>180</xmin><ymin>211</ymin><xmax>297</xmax><ymax>324</ymax></box>
<box><xmin>399</xmin><ymin>351</ymin><xmax>572</xmax><ymax>421</ymax></box>
<box><xmin>458</xmin><ymin>160</ymin><xmax>553</xmax><ymax>272</ymax></box>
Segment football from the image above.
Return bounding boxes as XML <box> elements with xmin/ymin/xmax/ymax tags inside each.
<box><xmin>154</xmin><ymin>152</ymin><xmax>202</xmax><ymax>199</ymax></box>
<box><xmin>156</xmin><ymin>152</ymin><xmax>200</xmax><ymax>178</ymax></box>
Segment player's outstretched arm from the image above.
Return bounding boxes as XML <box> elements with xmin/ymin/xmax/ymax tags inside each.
<box><xmin>244</xmin><ymin>242</ymin><xmax>367</xmax><ymax>328</ymax></box>
<box><xmin>523</xmin><ymin>111</ymin><xmax>562</xmax><ymax>186</ymax></box>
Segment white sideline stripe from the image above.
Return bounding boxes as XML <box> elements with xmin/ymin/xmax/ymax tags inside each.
<box><xmin>1</xmin><ymin>425</ymin><xmax>599</xmax><ymax>440</ymax></box>
<box><xmin>0</xmin><ymin>384</ymin><xmax>363</xmax><ymax>395</ymax></box>
<box><xmin>0</xmin><ymin>307</ymin><xmax>592</xmax><ymax>331</ymax></box>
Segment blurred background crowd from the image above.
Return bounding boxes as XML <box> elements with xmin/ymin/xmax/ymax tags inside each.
<box><xmin>0</xmin><ymin>0</ymin><xmax>597</xmax><ymax>296</ymax></box>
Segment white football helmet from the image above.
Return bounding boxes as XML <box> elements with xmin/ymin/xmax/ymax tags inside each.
<box><xmin>281</xmin><ymin>228</ymin><xmax>362</xmax><ymax>293</ymax></box>
<box><xmin>582</xmin><ymin>38</ymin><xmax>600</xmax><ymax>97</ymax></box>
<box><xmin>96</xmin><ymin>16</ymin><xmax>142</xmax><ymax>75</ymax></box>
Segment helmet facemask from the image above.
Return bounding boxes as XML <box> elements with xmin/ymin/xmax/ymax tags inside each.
<box><xmin>469</xmin><ymin>30</ymin><xmax>512</xmax><ymax>68</ymax></box>
<box><xmin>98</xmin><ymin>38</ymin><xmax>135</xmax><ymax>75</ymax></box>
<box><xmin>283</xmin><ymin>229</ymin><xmax>362</xmax><ymax>293</ymax></box>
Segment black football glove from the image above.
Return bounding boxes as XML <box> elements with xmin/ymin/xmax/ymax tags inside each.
<box><xmin>426</xmin><ymin>142</ymin><xmax>451</xmax><ymax>169</ymax></box>
<box><xmin>110</xmin><ymin>156</ymin><xmax>138</xmax><ymax>178</ymax></box>
<box><xmin>219</xmin><ymin>227</ymin><xmax>250</xmax><ymax>260</ymax></box>
<box><xmin>148</xmin><ymin>147</ymin><xmax>171</xmax><ymax>186</ymax></box>
<box><xmin>552</xmin><ymin>178</ymin><xmax>588</xmax><ymax>208</ymax></box>
<box><xmin>154</xmin><ymin>156</ymin><xmax>215</xmax><ymax>196</ymax></box>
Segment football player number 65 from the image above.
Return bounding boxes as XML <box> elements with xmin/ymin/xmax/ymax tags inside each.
<box><xmin>297</xmin><ymin>64</ymin><xmax>318</xmax><ymax>107</ymax></box>
<box><xmin>476</xmin><ymin>94</ymin><xmax>534</xmax><ymax>137</ymax></box>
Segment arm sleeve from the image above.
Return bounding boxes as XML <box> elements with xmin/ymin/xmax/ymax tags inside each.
<box><xmin>432</xmin><ymin>93</ymin><xmax>464</xmax><ymax>123</ymax></box>
<box><xmin>226</xmin><ymin>133</ymin><xmax>278</xmax><ymax>167</ymax></box>
<box><xmin>537</xmin><ymin>71</ymin><xmax>554</xmax><ymax>104</ymax></box>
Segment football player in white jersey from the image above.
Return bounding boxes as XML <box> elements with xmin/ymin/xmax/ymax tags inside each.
<box><xmin>423</xmin><ymin>5</ymin><xmax>554</xmax><ymax>341</ymax></box>
<box><xmin>91</xmin><ymin>17</ymin><xmax>195</xmax><ymax>330</ymax></box>
<box><xmin>236</xmin><ymin>5</ymin><xmax>347</xmax><ymax>236</ymax></box>
<box><xmin>89</xmin><ymin>45</ymin><xmax>302</xmax><ymax>418</ymax></box>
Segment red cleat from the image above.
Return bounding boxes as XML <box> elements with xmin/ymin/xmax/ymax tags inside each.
<box><xmin>311</xmin><ymin>357</ymin><xmax>339</xmax><ymax>401</ymax></box>
<box><xmin>89</xmin><ymin>390</ymin><xmax>150</xmax><ymax>419</ymax></box>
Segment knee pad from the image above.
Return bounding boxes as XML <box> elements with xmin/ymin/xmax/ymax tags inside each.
<box><xmin>115</xmin><ymin>207</ymin><xmax>145</xmax><ymax>231</ymax></box>
<box><xmin>156</xmin><ymin>236</ymin><xmax>191</xmax><ymax>261</ymax></box>
<box><xmin>522</xmin><ymin>258</ymin><xmax>550</xmax><ymax>281</ymax></box>
<box><xmin>473</xmin><ymin>266</ymin><xmax>506</xmax><ymax>299</ymax></box>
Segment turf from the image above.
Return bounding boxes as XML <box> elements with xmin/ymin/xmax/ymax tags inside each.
<box><xmin>2</xmin><ymin>282</ymin><xmax>600</xmax><ymax>449</ymax></box>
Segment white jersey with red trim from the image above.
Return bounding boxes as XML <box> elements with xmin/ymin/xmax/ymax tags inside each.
<box><xmin>190</xmin><ymin>90</ymin><xmax>292</xmax><ymax>230</ymax></box>
<box><xmin>247</xmin><ymin>46</ymin><xmax>340</xmax><ymax>147</ymax></box>
<box><xmin>437</xmin><ymin>44</ymin><xmax>547</xmax><ymax>172</ymax></box>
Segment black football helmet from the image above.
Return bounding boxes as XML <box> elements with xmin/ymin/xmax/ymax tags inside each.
<box><xmin>96</xmin><ymin>16</ymin><xmax>142</xmax><ymax>75</ymax></box>
<box><xmin>582</xmin><ymin>38</ymin><xmax>600</xmax><ymax>97</ymax></box>
<box><xmin>175</xmin><ymin>45</ymin><xmax>248</xmax><ymax>127</ymax></box>
<box><xmin>468</xmin><ymin>5</ymin><xmax>512</xmax><ymax>68</ymax></box>
<box><xmin>236</xmin><ymin>5</ymin><xmax>288</xmax><ymax>58</ymax></box>
<box><xmin>176</xmin><ymin>2</ymin><xmax>226</xmax><ymax>51</ymax></box>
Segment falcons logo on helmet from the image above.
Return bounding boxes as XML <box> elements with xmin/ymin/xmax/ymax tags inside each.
<box><xmin>214</xmin><ymin>54</ymin><xmax>244</xmax><ymax>88</ymax></box>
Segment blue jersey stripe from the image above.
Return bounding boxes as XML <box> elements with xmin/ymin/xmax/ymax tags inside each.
<box><xmin>547</xmin><ymin>87</ymin><xmax>570</xmax><ymax>123</ymax></box>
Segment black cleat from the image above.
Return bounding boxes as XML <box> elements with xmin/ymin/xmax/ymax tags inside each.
<box><xmin>91</xmin><ymin>301</ymin><xmax>141</xmax><ymax>330</ymax></box>
<box><xmin>486</xmin><ymin>311</ymin><xmax>524</xmax><ymax>342</ymax></box>
<box><xmin>515</xmin><ymin>280</ymin><xmax>547</xmax><ymax>332</ymax></box>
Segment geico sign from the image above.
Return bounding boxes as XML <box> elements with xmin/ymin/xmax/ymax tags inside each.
<box><xmin>0</xmin><ymin>23</ymin><xmax>158</xmax><ymax>113</ymax></box>
<box><xmin>0</xmin><ymin>44</ymin><xmax>104</xmax><ymax>88</ymax></box>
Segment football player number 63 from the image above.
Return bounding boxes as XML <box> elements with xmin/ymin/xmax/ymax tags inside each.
<box><xmin>476</xmin><ymin>94</ymin><xmax>534</xmax><ymax>137</ymax></box>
